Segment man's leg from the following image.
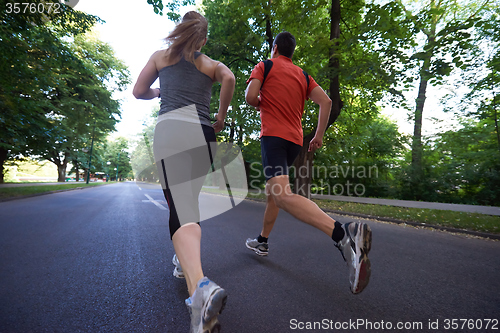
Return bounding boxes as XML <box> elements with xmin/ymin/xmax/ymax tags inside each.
<box><xmin>246</xmin><ymin>174</ymin><xmax>336</xmax><ymax>256</ymax></box>
<box><xmin>267</xmin><ymin>174</ymin><xmax>372</xmax><ymax>294</ymax></box>
<box><xmin>266</xmin><ymin>175</ymin><xmax>336</xmax><ymax>235</ymax></box>
<box><xmin>261</xmin><ymin>182</ymin><xmax>280</xmax><ymax>238</ymax></box>
<box><xmin>245</xmin><ymin>184</ymin><xmax>277</xmax><ymax>256</ymax></box>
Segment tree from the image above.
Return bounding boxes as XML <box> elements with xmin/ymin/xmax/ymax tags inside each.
<box><xmin>426</xmin><ymin>8</ymin><xmax>500</xmax><ymax>205</ymax></box>
<box><xmin>458</xmin><ymin>7</ymin><xmax>500</xmax><ymax>154</ymax></box>
<box><xmin>289</xmin><ymin>0</ymin><xmax>343</xmax><ymax>198</ymax></box>
<box><xmin>144</xmin><ymin>0</ymin><xmax>416</xmax><ymax>197</ymax></box>
<box><xmin>312</xmin><ymin>112</ymin><xmax>407</xmax><ymax>198</ymax></box>
<box><xmin>392</xmin><ymin>0</ymin><xmax>492</xmax><ymax>199</ymax></box>
<box><xmin>130</xmin><ymin>108</ymin><xmax>158</xmax><ymax>183</ymax></box>
<box><xmin>202</xmin><ymin>0</ymin><xmax>394</xmax><ymax>196</ymax></box>
<box><xmin>0</xmin><ymin>0</ymin><xmax>100</xmax><ymax>183</ymax></box>
<box><xmin>276</xmin><ymin>0</ymin><xmax>415</xmax><ymax>197</ymax></box>
<box><xmin>97</xmin><ymin>137</ymin><xmax>132</xmax><ymax>181</ymax></box>
<box><xmin>424</xmin><ymin>117</ymin><xmax>499</xmax><ymax>205</ymax></box>
<box><xmin>26</xmin><ymin>31</ymin><xmax>130</xmax><ymax>182</ymax></box>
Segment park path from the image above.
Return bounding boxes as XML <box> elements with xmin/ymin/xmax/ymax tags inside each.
<box><xmin>313</xmin><ymin>194</ymin><xmax>500</xmax><ymax>216</ymax></box>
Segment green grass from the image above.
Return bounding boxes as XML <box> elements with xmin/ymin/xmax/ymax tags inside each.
<box><xmin>313</xmin><ymin>199</ymin><xmax>500</xmax><ymax>235</ymax></box>
<box><xmin>212</xmin><ymin>190</ymin><xmax>499</xmax><ymax>234</ymax></box>
<box><xmin>0</xmin><ymin>182</ymin><xmax>115</xmax><ymax>200</ymax></box>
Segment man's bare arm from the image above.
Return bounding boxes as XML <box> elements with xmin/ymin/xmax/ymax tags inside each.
<box><xmin>245</xmin><ymin>79</ymin><xmax>262</xmax><ymax>109</ymax></box>
<box><xmin>308</xmin><ymin>86</ymin><xmax>332</xmax><ymax>152</ymax></box>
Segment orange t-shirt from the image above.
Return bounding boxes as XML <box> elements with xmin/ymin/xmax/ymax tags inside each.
<box><xmin>246</xmin><ymin>56</ymin><xmax>318</xmax><ymax>146</ymax></box>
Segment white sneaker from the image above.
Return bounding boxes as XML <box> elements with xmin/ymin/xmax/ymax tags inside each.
<box><xmin>172</xmin><ymin>254</ymin><xmax>184</xmax><ymax>279</ymax></box>
<box><xmin>245</xmin><ymin>238</ymin><xmax>269</xmax><ymax>256</ymax></box>
<box><xmin>335</xmin><ymin>222</ymin><xmax>372</xmax><ymax>294</ymax></box>
<box><xmin>185</xmin><ymin>277</ymin><xmax>227</xmax><ymax>333</ymax></box>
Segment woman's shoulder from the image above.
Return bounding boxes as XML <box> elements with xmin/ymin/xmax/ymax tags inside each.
<box><xmin>151</xmin><ymin>49</ymin><xmax>167</xmax><ymax>61</ymax></box>
<box><xmin>196</xmin><ymin>52</ymin><xmax>218</xmax><ymax>65</ymax></box>
<box><xmin>195</xmin><ymin>53</ymin><xmax>220</xmax><ymax>80</ymax></box>
<box><xmin>152</xmin><ymin>49</ymin><xmax>181</xmax><ymax>71</ymax></box>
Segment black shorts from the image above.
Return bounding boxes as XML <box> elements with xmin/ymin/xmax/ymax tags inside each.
<box><xmin>260</xmin><ymin>136</ymin><xmax>302</xmax><ymax>181</ymax></box>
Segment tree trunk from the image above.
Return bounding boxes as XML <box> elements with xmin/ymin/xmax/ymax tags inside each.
<box><xmin>229</xmin><ymin>120</ymin><xmax>235</xmax><ymax>143</ymax></box>
<box><xmin>50</xmin><ymin>153</ymin><xmax>68</xmax><ymax>183</ymax></box>
<box><xmin>494</xmin><ymin>94</ymin><xmax>500</xmax><ymax>154</ymax></box>
<box><xmin>410</xmin><ymin>41</ymin><xmax>433</xmax><ymax>199</ymax></box>
<box><xmin>265</xmin><ymin>0</ymin><xmax>273</xmax><ymax>53</ymax></box>
<box><xmin>84</xmin><ymin>168</ymin><xmax>90</xmax><ymax>183</ymax></box>
<box><xmin>57</xmin><ymin>162</ymin><xmax>67</xmax><ymax>182</ymax></box>
<box><xmin>238</xmin><ymin>125</ymin><xmax>244</xmax><ymax>145</ymax></box>
<box><xmin>411</xmin><ymin>66</ymin><xmax>429</xmax><ymax>184</ymax></box>
<box><xmin>73</xmin><ymin>159</ymin><xmax>80</xmax><ymax>182</ymax></box>
<box><xmin>327</xmin><ymin>0</ymin><xmax>342</xmax><ymax>126</ymax></box>
<box><xmin>292</xmin><ymin>0</ymin><xmax>343</xmax><ymax>198</ymax></box>
<box><xmin>0</xmin><ymin>147</ymin><xmax>7</xmax><ymax>184</ymax></box>
<box><xmin>293</xmin><ymin>132</ymin><xmax>315</xmax><ymax>198</ymax></box>
<box><xmin>409</xmin><ymin>0</ymin><xmax>438</xmax><ymax>199</ymax></box>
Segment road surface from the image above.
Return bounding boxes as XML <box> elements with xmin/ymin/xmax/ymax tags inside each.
<box><xmin>0</xmin><ymin>182</ymin><xmax>498</xmax><ymax>332</ymax></box>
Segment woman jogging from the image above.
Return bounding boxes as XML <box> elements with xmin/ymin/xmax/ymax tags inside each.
<box><xmin>133</xmin><ymin>11</ymin><xmax>235</xmax><ymax>333</ymax></box>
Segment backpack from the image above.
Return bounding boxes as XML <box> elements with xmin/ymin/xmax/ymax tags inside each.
<box><xmin>260</xmin><ymin>59</ymin><xmax>310</xmax><ymax>93</ymax></box>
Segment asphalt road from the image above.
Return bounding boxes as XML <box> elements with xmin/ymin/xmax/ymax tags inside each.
<box><xmin>0</xmin><ymin>182</ymin><xmax>499</xmax><ymax>333</ymax></box>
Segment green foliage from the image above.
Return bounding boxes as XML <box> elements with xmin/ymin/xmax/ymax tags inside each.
<box><xmin>146</xmin><ymin>0</ymin><xmax>195</xmax><ymax>20</ymax></box>
<box><xmin>385</xmin><ymin>0</ymin><xmax>496</xmax><ymax>199</ymax></box>
<box><xmin>0</xmin><ymin>1</ymin><xmax>129</xmax><ymax>182</ymax></box>
<box><xmin>432</xmin><ymin>6</ymin><xmax>500</xmax><ymax>205</ymax></box>
<box><xmin>433</xmin><ymin>118</ymin><xmax>500</xmax><ymax>205</ymax></box>
<box><xmin>312</xmin><ymin>113</ymin><xmax>408</xmax><ymax>198</ymax></box>
<box><xmin>130</xmin><ymin>108</ymin><xmax>158</xmax><ymax>182</ymax></box>
<box><xmin>29</xmin><ymin>31</ymin><xmax>130</xmax><ymax>180</ymax></box>
<box><xmin>0</xmin><ymin>1</ymin><xmax>100</xmax><ymax>152</ymax></box>
<box><xmin>202</xmin><ymin>0</ymin><xmax>268</xmax><ymax>147</ymax></box>
<box><xmin>93</xmin><ymin>137</ymin><xmax>133</xmax><ymax>181</ymax></box>
<box><xmin>143</xmin><ymin>0</ymin><xmax>500</xmax><ymax>206</ymax></box>
<box><xmin>4</xmin><ymin>159</ymin><xmax>57</xmax><ymax>182</ymax></box>
<box><xmin>395</xmin><ymin>116</ymin><xmax>500</xmax><ymax>206</ymax></box>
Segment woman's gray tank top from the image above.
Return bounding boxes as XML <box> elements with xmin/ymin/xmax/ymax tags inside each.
<box><xmin>158</xmin><ymin>52</ymin><xmax>213</xmax><ymax>126</ymax></box>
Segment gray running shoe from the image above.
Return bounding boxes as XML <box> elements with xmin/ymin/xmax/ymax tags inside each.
<box><xmin>172</xmin><ymin>254</ymin><xmax>184</xmax><ymax>279</ymax></box>
<box><xmin>335</xmin><ymin>222</ymin><xmax>372</xmax><ymax>294</ymax></box>
<box><xmin>185</xmin><ymin>277</ymin><xmax>227</xmax><ymax>333</ymax></box>
<box><xmin>245</xmin><ymin>238</ymin><xmax>269</xmax><ymax>256</ymax></box>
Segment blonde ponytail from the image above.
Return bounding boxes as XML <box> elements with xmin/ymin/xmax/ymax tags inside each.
<box><xmin>164</xmin><ymin>11</ymin><xmax>208</xmax><ymax>64</ymax></box>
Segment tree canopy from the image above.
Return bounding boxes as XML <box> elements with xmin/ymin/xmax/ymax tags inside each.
<box><xmin>0</xmin><ymin>1</ymin><xmax>130</xmax><ymax>182</ymax></box>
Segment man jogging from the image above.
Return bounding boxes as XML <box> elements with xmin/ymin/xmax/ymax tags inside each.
<box><xmin>244</xmin><ymin>31</ymin><xmax>372</xmax><ymax>294</ymax></box>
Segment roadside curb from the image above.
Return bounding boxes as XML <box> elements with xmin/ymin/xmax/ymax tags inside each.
<box><xmin>244</xmin><ymin>197</ymin><xmax>500</xmax><ymax>241</ymax></box>
<box><xmin>0</xmin><ymin>183</ymin><xmax>113</xmax><ymax>203</ymax></box>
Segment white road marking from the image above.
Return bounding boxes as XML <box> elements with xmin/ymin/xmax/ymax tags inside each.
<box><xmin>144</xmin><ymin>194</ymin><xmax>167</xmax><ymax>210</ymax></box>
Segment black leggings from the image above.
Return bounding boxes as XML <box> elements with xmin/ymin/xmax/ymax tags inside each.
<box><xmin>160</xmin><ymin>125</ymin><xmax>217</xmax><ymax>239</ymax></box>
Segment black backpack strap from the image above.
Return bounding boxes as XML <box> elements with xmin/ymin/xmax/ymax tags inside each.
<box><xmin>302</xmin><ymin>70</ymin><xmax>310</xmax><ymax>93</ymax></box>
<box><xmin>261</xmin><ymin>60</ymin><xmax>310</xmax><ymax>95</ymax></box>
<box><xmin>261</xmin><ymin>59</ymin><xmax>274</xmax><ymax>88</ymax></box>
